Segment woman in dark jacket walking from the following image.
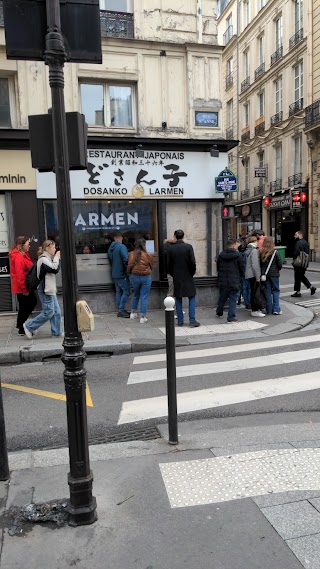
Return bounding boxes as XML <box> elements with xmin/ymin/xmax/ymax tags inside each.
<box><xmin>260</xmin><ymin>236</ymin><xmax>282</xmax><ymax>315</ymax></box>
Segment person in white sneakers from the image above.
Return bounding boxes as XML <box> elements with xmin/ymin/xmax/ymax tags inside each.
<box><xmin>245</xmin><ymin>236</ymin><xmax>265</xmax><ymax>318</ymax></box>
<box><xmin>127</xmin><ymin>238</ymin><xmax>153</xmax><ymax>323</ymax></box>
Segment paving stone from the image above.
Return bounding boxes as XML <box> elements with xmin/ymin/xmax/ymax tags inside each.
<box><xmin>309</xmin><ymin>498</ymin><xmax>320</xmax><ymax>514</ymax></box>
<box><xmin>261</xmin><ymin>501</ymin><xmax>320</xmax><ymax>540</ymax></box>
<box><xmin>286</xmin><ymin>533</ymin><xmax>320</xmax><ymax>569</ymax></box>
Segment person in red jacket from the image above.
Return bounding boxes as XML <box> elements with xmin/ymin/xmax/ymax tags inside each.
<box><xmin>9</xmin><ymin>236</ymin><xmax>37</xmax><ymax>335</ymax></box>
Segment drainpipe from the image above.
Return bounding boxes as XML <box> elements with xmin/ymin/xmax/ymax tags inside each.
<box><xmin>197</xmin><ymin>0</ymin><xmax>202</xmax><ymax>43</ymax></box>
<box><xmin>307</xmin><ymin>1</ymin><xmax>314</xmax><ymax>257</ymax></box>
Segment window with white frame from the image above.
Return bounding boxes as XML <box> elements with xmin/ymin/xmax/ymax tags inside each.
<box><xmin>0</xmin><ymin>78</ymin><xmax>13</xmax><ymax>128</ymax></box>
<box><xmin>99</xmin><ymin>0</ymin><xmax>132</xmax><ymax>11</ymax></box>
<box><xmin>257</xmin><ymin>0</ymin><xmax>266</xmax><ymax>10</ymax></box>
<box><xmin>243</xmin><ymin>0</ymin><xmax>250</xmax><ymax>28</ymax></box>
<box><xmin>227</xmin><ymin>57</ymin><xmax>233</xmax><ymax>76</ymax></box>
<box><xmin>244</xmin><ymin>102</ymin><xmax>250</xmax><ymax>126</ymax></box>
<box><xmin>245</xmin><ymin>158</ymin><xmax>250</xmax><ymax>190</ymax></box>
<box><xmin>226</xmin><ymin>13</ymin><xmax>232</xmax><ymax>29</ymax></box>
<box><xmin>275</xmin><ymin>16</ymin><xmax>283</xmax><ymax>50</ymax></box>
<box><xmin>275</xmin><ymin>78</ymin><xmax>282</xmax><ymax>113</ymax></box>
<box><xmin>294</xmin><ymin>62</ymin><xmax>303</xmax><ymax>102</ymax></box>
<box><xmin>244</xmin><ymin>50</ymin><xmax>250</xmax><ymax>79</ymax></box>
<box><xmin>258</xmin><ymin>36</ymin><xmax>264</xmax><ymax>65</ymax></box>
<box><xmin>80</xmin><ymin>82</ymin><xmax>135</xmax><ymax>128</ymax></box>
<box><xmin>258</xmin><ymin>151</ymin><xmax>264</xmax><ymax>186</ymax></box>
<box><xmin>295</xmin><ymin>0</ymin><xmax>303</xmax><ymax>33</ymax></box>
<box><xmin>275</xmin><ymin>144</ymin><xmax>282</xmax><ymax>180</ymax></box>
<box><xmin>227</xmin><ymin>99</ymin><xmax>233</xmax><ymax>128</ymax></box>
<box><xmin>258</xmin><ymin>92</ymin><xmax>264</xmax><ymax>117</ymax></box>
<box><xmin>294</xmin><ymin>135</ymin><xmax>302</xmax><ymax>174</ymax></box>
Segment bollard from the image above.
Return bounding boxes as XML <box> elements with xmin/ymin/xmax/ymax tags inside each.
<box><xmin>164</xmin><ymin>297</ymin><xmax>178</xmax><ymax>445</ymax></box>
<box><xmin>0</xmin><ymin>378</ymin><xmax>9</xmax><ymax>481</ymax></box>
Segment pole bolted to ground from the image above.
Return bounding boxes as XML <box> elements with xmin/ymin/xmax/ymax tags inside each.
<box><xmin>164</xmin><ymin>297</ymin><xmax>179</xmax><ymax>445</ymax></box>
<box><xmin>0</xmin><ymin>379</ymin><xmax>9</xmax><ymax>481</ymax></box>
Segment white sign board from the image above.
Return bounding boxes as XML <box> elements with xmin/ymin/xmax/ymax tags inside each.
<box><xmin>0</xmin><ymin>195</ymin><xmax>9</xmax><ymax>252</ymax></box>
<box><xmin>36</xmin><ymin>149</ymin><xmax>228</xmax><ymax>200</ymax></box>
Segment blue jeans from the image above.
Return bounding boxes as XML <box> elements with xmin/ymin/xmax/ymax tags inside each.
<box><xmin>114</xmin><ymin>277</ymin><xmax>130</xmax><ymax>311</ymax></box>
<box><xmin>242</xmin><ymin>279</ymin><xmax>251</xmax><ymax>306</ymax></box>
<box><xmin>25</xmin><ymin>289</ymin><xmax>62</xmax><ymax>336</ymax></box>
<box><xmin>175</xmin><ymin>296</ymin><xmax>196</xmax><ymax>324</ymax></box>
<box><xmin>217</xmin><ymin>287</ymin><xmax>239</xmax><ymax>321</ymax></box>
<box><xmin>265</xmin><ymin>276</ymin><xmax>281</xmax><ymax>314</ymax></box>
<box><xmin>130</xmin><ymin>274</ymin><xmax>152</xmax><ymax>316</ymax></box>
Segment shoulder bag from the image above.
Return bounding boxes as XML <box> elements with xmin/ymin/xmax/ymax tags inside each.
<box><xmin>261</xmin><ymin>251</ymin><xmax>276</xmax><ymax>282</ymax></box>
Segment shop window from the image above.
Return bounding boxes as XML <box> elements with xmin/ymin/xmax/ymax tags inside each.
<box><xmin>44</xmin><ymin>200</ymin><xmax>158</xmax><ymax>285</ymax></box>
<box><xmin>80</xmin><ymin>82</ymin><xmax>135</xmax><ymax>128</ymax></box>
<box><xmin>0</xmin><ymin>78</ymin><xmax>12</xmax><ymax>128</ymax></box>
<box><xmin>99</xmin><ymin>0</ymin><xmax>132</xmax><ymax>12</ymax></box>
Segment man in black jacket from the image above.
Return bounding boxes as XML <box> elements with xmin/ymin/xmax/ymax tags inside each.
<box><xmin>291</xmin><ymin>230</ymin><xmax>316</xmax><ymax>297</ymax></box>
<box><xmin>216</xmin><ymin>239</ymin><xmax>244</xmax><ymax>323</ymax></box>
<box><xmin>166</xmin><ymin>229</ymin><xmax>200</xmax><ymax>327</ymax></box>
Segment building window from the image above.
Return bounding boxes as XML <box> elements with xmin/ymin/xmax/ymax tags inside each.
<box><xmin>258</xmin><ymin>92</ymin><xmax>264</xmax><ymax>117</ymax></box>
<box><xmin>244</xmin><ymin>102</ymin><xmax>250</xmax><ymax>126</ymax></box>
<box><xmin>80</xmin><ymin>83</ymin><xmax>135</xmax><ymax>128</ymax></box>
<box><xmin>294</xmin><ymin>135</ymin><xmax>302</xmax><ymax>174</ymax></box>
<box><xmin>275</xmin><ymin>78</ymin><xmax>282</xmax><ymax>113</ymax></box>
<box><xmin>275</xmin><ymin>145</ymin><xmax>282</xmax><ymax>180</ymax></box>
<box><xmin>275</xmin><ymin>16</ymin><xmax>283</xmax><ymax>50</ymax></box>
<box><xmin>0</xmin><ymin>78</ymin><xmax>12</xmax><ymax>128</ymax></box>
<box><xmin>257</xmin><ymin>0</ymin><xmax>266</xmax><ymax>10</ymax></box>
<box><xmin>245</xmin><ymin>158</ymin><xmax>250</xmax><ymax>190</ymax></box>
<box><xmin>294</xmin><ymin>62</ymin><xmax>303</xmax><ymax>101</ymax></box>
<box><xmin>226</xmin><ymin>13</ymin><xmax>232</xmax><ymax>29</ymax></box>
<box><xmin>227</xmin><ymin>57</ymin><xmax>233</xmax><ymax>76</ymax></box>
<box><xmin>258</xmin><ymin>36</ymin><xmax>264</xmax><ymax>65</ymax></box>
<box><xmin>295</xmin><ymin>0</ymin><xmax>303</xmax><ymax>33</ymax></box>
<box><xmin>99</xmin><ymin>0</ymin><xmax>132</xmax><ymax>11</ymax></box>
<box><xmin>243</xmin><ymin>0</ymin><xmax>250</xmax><ymax>28</ymax></box>
<box><xmin>227</xmin><ymin>99</ymin><xmax>233</xmax><ymax>129</ymax></box>
<box><xmin>244</xmin><ymin>50</ymin><xmax>250</xmax><ymax>79</ymax></box>
<box><xmin>258</xmin><ymin>151</ymin><xmax>264</xmax><ymax>187</ymax></box>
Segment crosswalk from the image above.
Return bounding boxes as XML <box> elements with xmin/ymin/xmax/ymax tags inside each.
<box><xmin>117</xmin><ymin>333</ymin><xmax>320</xmax><ymax>425</ymax></box>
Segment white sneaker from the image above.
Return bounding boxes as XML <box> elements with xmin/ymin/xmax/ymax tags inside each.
<box><xmin>273</xmin><ymin>311</ymin><xmax>282</xmax><ymax>315</ymax></box>
<box><xmin>130</xmin><ymin>313</ymin><xmax>138</xmax><ymax>319</ymax></box>
<box><xmin>140</xmin><ymin>316</ymin><xmax>148</xmax><ymax>324</ymax></box>
<box><xmin>251</xmin><ymin>311</ymin><xmax>265</xmax><ymax>318</ymax></box>
<box><xmin>23</xmin><ymin>323</ymin><xmax>33</xmax><ymax>339</ymax></box>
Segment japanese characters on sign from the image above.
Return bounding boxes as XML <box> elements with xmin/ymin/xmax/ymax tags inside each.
<box><xmin>215</xmin><ymin>168</ymin><xmax>238</xmax><ymax>193</ymax></box>
<box><xmin>36</xmin><ymin>149</ymin><xmax>228</xmax><ymax>200</ymax></box>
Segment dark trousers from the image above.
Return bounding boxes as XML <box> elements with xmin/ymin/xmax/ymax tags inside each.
<box><xmin>294</xmin><ymin>268</ymin><xmax>311</xmax><ymax>292</ymax></box>
<box><xmin>216</xmin><ymin>287</ymin><xmax>239</xmax><ymax>321</ymax></box>
<box><xmin>16</xmin><ymin>292</ymin><xmax>37</xmax><ymax>332</ymax></box>
<box><xmin>249</xmin><ymin>278</ymin><xmax>260</xmax><ymax>312</ymax></box>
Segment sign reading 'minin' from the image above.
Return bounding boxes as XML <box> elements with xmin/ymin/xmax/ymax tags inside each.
<box><xmin>0</xmin><ymin>174</ymin><xmax>26</xmax><ymax>184</ymax></box>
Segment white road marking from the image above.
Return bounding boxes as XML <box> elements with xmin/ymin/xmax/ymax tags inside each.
<box><xmin>118</xmin><ymin>370</ymin><xmax>320</xmax><ymax>424</ymax></box>
<box><xmin>159</xmin><ymin>448</ymin><xmax>320</xmax><ymax>507</ymax></box>
<box><xmin>159</xmin><ymin>320</ymin><xmax>267</xmax><ymax>337</ymax></box>
<box><xmin>128</xmin><ymin>347</ymin><xmax>320</xmax><ymax>385</ymax></box>
<box><xmin>133</xmin><ymin>333</ymin><xmax>320</xmax><ymax>365</ymax></box>
<box><xmin>295</xmin><ymin>299</ymin><xmax>320</xmax><ymax>306</ymax></box>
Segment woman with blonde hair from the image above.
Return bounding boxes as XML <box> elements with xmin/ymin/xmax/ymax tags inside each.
<box><xmin>23</xmin><ymin>240</ymin><xmax>62</xmax><ymax>338</ymax></box>
<box><xmin>9</xmin><ymin>236</ymin><xmax>37</xmax><ymax>335</ymax></box>
<box><xmin>260</xmin><ymin>236</ymin><xmax>283</xmax><ymax>315</ymax></box>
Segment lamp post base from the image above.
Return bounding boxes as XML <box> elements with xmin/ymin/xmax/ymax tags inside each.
<box><xmin>67</xmin><ymin>472</ymin><xmax>97</xmax><ymax>527</ymax></box>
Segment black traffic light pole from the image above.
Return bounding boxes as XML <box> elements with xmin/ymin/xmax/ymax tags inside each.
<box><xmin>44</xmin><ymin>0</ymin><xmax>96</xmax><ymax>525</ymax></box>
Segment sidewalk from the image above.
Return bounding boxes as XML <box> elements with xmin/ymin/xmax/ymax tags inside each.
<box><xmin>284</xmin><ymin>258</ymin><xmax>320</xmax><ymax>272</ymax></box>
<box><xmin>2</xmin><ymin>412</ymin><xmax>320</xmax><ymax>568</ymax></box>
<box><xmin>0</xmin><ymin>299</ymin><xmax>314</xmax><ymax>364</ymax></box>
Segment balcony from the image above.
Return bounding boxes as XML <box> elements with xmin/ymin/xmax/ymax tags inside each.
<box><xmin>226</xmin><ymin>127</ymin><xmax>234</xmax><ymax>140</ymax></box>
<box><xmin>289</xmin><ymin>28</ymin><xmax>304</xmax><ymax>50</ymax></box>
<box><xmin>100</xmin><ymin>10</ymin><xmax>134</xmax><ymax>39</ymax></box>
<box><xmin>223</xmin><ymin>25</ymin><xmax>235</xmax><ymax>46</ymax></box>
<box><xmin>255</xmin><ymin>116</ymin><xmax>265</xmax><ymax>136</ymax></box>
<box><xmin>270</xmin><ymin>46</ymin><xmax>283</xmax><ymax>66</ymax></box>
<box><xmin>254</xmin><ymin>62</ymin><xmax>265</xmax><ymax>81</ymax></box>
<box><xmin>241</xmin><ymin>76</ymin><xmax>251</xmax><ymax>93</ymax></box>
<box><xmin>289</xmin><ymin>98</ymin><xmax>304</xmax><ymax>117</ymax></box>
<box><xmin>288</xmin><ymin>173</ymin><xmax>302</xmax><ymax>187</ymax></box>
<box><xmin>271</xmin><ymin>111</ymin><xmax>283</xmax><ymax>126</ymax></box>
<box><xmin>254</xmin><ymin>186</ymin><xmax>265</xmax><ymax>196</ymax></box>
<box><xmin>241</xmin><ymin>190</ymin><xmax>250</xmax><ymax>200</ymax></box>
<box><xmin>270</xmin><ymin>179</ymin><xmax>282</xmax><ymax>192</ymax></box>
<box><xmin>305</xmin><ymin>100</ymin><xmax>320</xmax><ymax>129</ymax></box>
<box><xmin>226</xmin><ymin>73</ymin><xmax>234</xmax><ymax>90</ymax></box>
<box><xmin>241</xmin><ymin>127</ymin><xmax>250</xmax><ymax>143</ymax></box>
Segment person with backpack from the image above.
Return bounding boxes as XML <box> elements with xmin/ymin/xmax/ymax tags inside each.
<box><xmin>260</xmin><ymin>236</ymin><xmax>283</xmax><ymax>315</ymax></box>
<box><xmin>9</xmin><ymin>236</ymin><xmax>37</xmax><ymax>336</ymax></box>
<box><xmin>23</xmin><ymin>240</ymin><xmax>62</xmax><ymax>338</ymax></box>
<box><xmin>291</xmin><ymin>230</ymin><xmax>316</xmax><ymax>298</ymax></box>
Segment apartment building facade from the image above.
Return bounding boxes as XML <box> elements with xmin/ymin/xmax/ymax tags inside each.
<box><xmin>0</xmin><ymin>0</ymin><xmax>237</xmax><ymax>312</ymax></box>
<box><xmin>218</xmin><ymin>0</ymin><xmax>312</xmax><ymax>259</ymax></box>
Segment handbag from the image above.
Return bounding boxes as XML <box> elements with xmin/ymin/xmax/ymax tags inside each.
<box><xmin>261</xmin><ymin>251</ymin><xmax>276</xmax><ymax>282</ymax></box>
<box><xmin>254</xmin><ymin>283</ymin><xmax>267</xmax><ymax>310</ymax></box>
<box><xmin>292</xmin><ymin>251</ymin><xmax>309</xmax><ymax>269</ymax></box>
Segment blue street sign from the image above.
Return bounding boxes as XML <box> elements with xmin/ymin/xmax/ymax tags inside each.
<box><xmin>215</xmin><ymin>168</ymin><xmax>238</xmax><ymax>193</ymax></box>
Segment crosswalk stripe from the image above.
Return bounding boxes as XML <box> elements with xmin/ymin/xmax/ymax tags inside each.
<box><xmin>118</xmin><ymin>371</ymin><xmax>320</xmax><ymax>424</ymax></box>
<box><xmin>128</xmin><ymin>347</ymin><xmax>320</xmax><ymax>385</ymax></box>
<box><xmin>133</xmin><ymin>333</ymin><xmax>320</xmax><ymax>365</ymax></box>
<box><xmin>296</xmin><ymin>299</ymin><xmax>320</xmax><ymax>306</ymax></box>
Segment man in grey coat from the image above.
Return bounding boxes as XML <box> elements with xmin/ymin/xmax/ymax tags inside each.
<box><xmin>245</xmin><ymin>236</ymin><xmax>265</xmax><ymax>317</ymax></box>
<box><xmin>166</xmin><ymin>229</ymin><xmax>200</xmax><ymax>327</ymax></box>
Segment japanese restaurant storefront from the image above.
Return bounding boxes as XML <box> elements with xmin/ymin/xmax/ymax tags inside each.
<box><xmin>36</xmin><ymin>138</ymin><xmax>237</xmax><ymax>312</ymax></box>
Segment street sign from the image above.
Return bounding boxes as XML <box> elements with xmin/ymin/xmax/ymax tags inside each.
<box><xmin>222</xmin><ymin>206</ymin><xmax>235</xmax><ymax>219</ymax></box>
<box><xmin>0</xmin><ymin>257</ymin><xmax>10</xmax><ymax>278</ymax></box>
<box><xmin>215</xmin><ymin>168</ymin><xmax>238</xmax><ymax>193</ymax></box>
<box><xmin>290</xmin><ymin>189</ymin><xmax>307</xmax><ymax>209</ymax></box>
<box><xmin>254</xmin><ymin>167</ymin><xmax>266</xmax><ymax>178</ymax></box>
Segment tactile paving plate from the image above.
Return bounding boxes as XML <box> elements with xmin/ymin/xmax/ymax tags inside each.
<box><xmin>159</xmin><ymin>320</ymin><xmax>267</xmax><ymax>336</ymax></box>
<box><xmin>160</xmin><ymin>448</ymin><xmax>320</xmax><ymax>508</ymax></box>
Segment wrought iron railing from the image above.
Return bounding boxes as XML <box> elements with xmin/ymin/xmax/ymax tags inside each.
<box><xmin>254</xmin><ymin>62</ymin><xmax>265</xmax><ymax>80</ymax></box>
<box><xmin>241</xmin><ymin>190</ymin><xmax>250</xmax><ymax>199</ymax></box>
<box><xmin>241</xmin><ymin>76</ymin><xmax>250</xmax><ymax>93</ymax></box>
<box><xmin>226</xmin><ymin>127</ymin><xmax>234</xmax><ymax>139</ymax></box>
<box><xmin>288</xmin><ymin>173</ymin><xmax>302</xmax><ymax>186</ymax></box>
<box><xmin>289</xmin><ymin>98</ymin><xmax>304</xmax><ymax>117</ymax></box>
<box><xmin>226</xmin><ymin>73</ymin><xmax>233</xmax><ymax>90</ymax></box>
<box><xmin>254</xmin><ymin>186</ymin><xmax>265</xmax><ymax>196</ymax></box>
<box><xmin>100</xmin><ymin>10</ymin><xmax>134</xmax><ymax>39</ymax></box>
<box><xmin>305</xmin><ymin>100</ymin><xmax>320</xmax><ymax>128</ymax></box>
<box><xmin>270</xmin><ymin>179</ymin><xmax>282</xmax><ymax>192</ymax></box>
<box><xmin>255</xmin><ymin>121</ymin><xmax>265</xmax><ymax>136</ymax></box>
<box><xmin>271</xmin><ymin>111</ymin><xmax>283</xmax><ymax>126</ymax></box>
<box><xmin>289</xmin><ymin>28</ymin><xmax>304</xmax><ymax>50</ymax></box>
<box><xmin>270</xmin><ymin>45</ymin><xmax>283</xmax><ymax>66</ymax></box>
<box><xmin>223</xmin><ymin>25</ymin><xmax>234</xmax><ymax>46</ymax></box>
<box><xmin>241</xmin><ymin>130</ymin><xmax>250</xmax><ymax>143</ymax></box>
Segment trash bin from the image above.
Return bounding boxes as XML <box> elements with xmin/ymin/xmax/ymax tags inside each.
<box><xmin>275</xmin><ymin>246</ymin><xmax>287</xmax><ymax>264</ymax></box>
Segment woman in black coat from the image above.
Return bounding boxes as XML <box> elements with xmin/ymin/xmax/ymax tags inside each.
<box><xmin>260</xmin><ymin>236</ymin><xmax>282</xmax><ymax>315</ymax></box>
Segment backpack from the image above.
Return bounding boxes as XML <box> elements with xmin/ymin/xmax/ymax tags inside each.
<box><xmin>25</xmin><ymin>263</ymin><xmax>42</xmax><ymax>291</ymax></box>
